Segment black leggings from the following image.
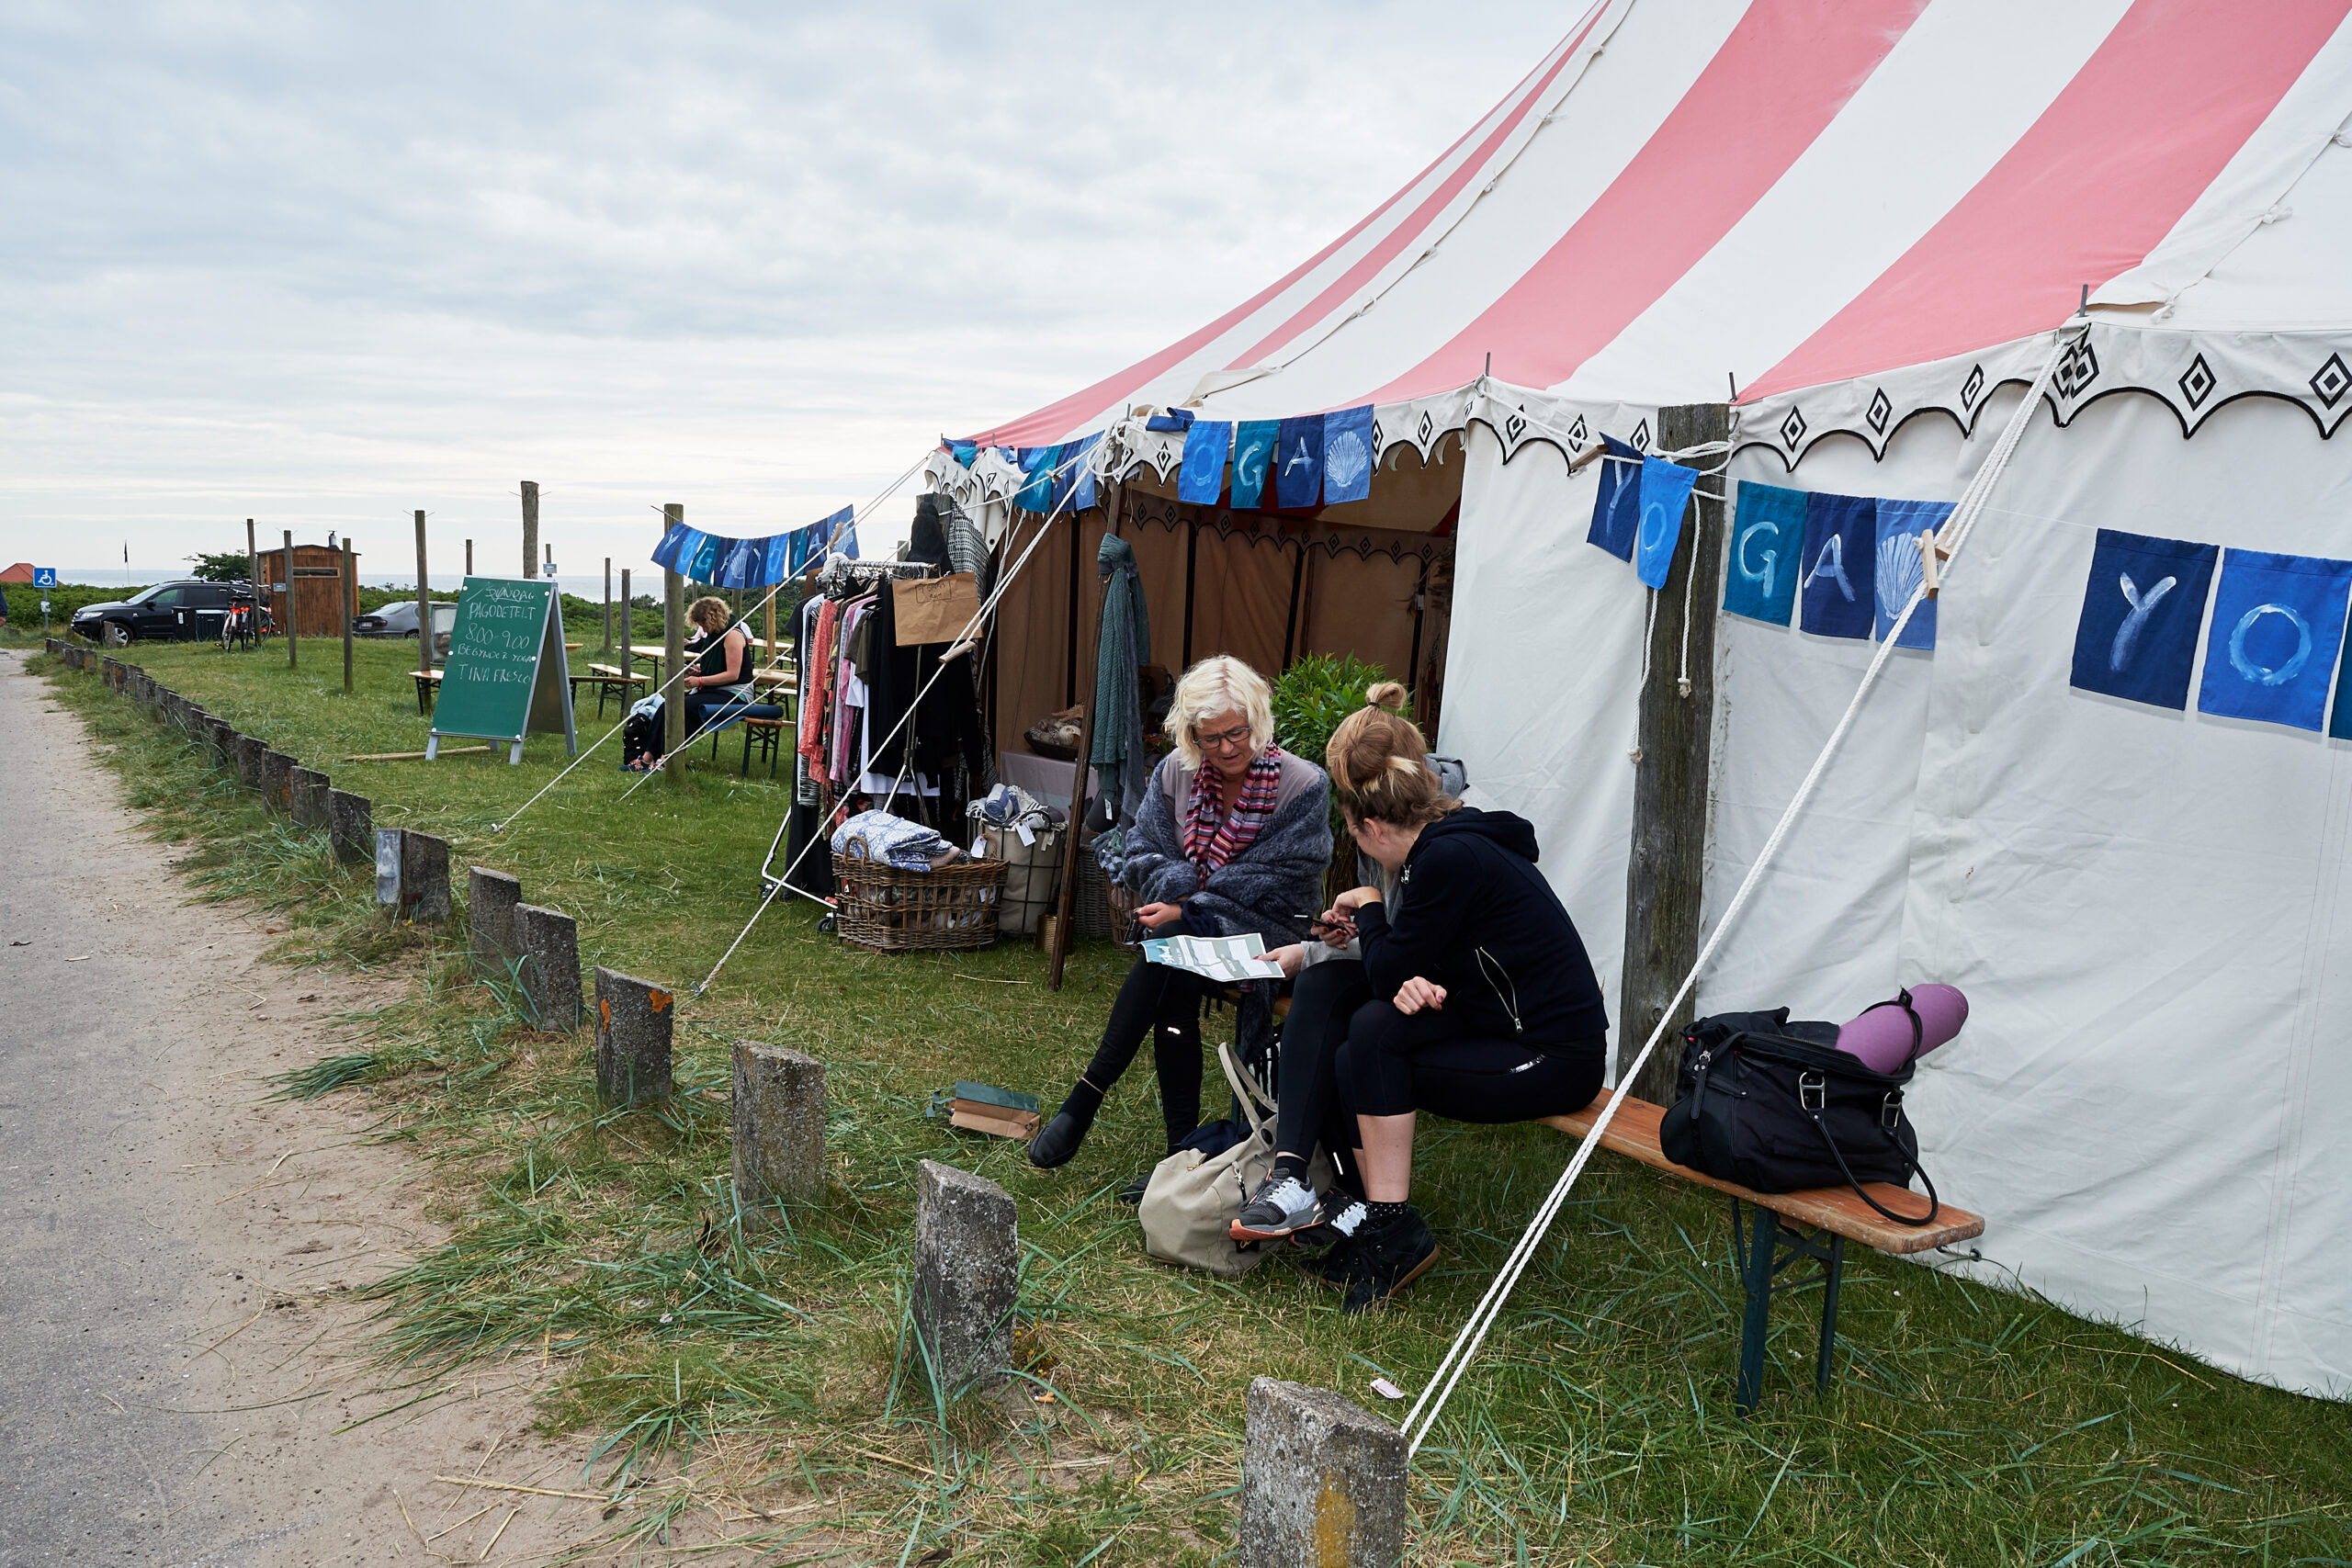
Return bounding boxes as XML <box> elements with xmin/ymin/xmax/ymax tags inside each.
<box><xmin>1337</xmin><ymin>998</ymin><xmax>1605</xmax><ymax>1125</ymax></box>
<box><xmin>1272</xmin><ymin>959</ymin><xmax>1373</xmax><ymax>1185</ymax></box>
<box><xmin>1078</xmin><ymin>920</ymin><xmax>1215</xmax><ymax>1147</ymax></box>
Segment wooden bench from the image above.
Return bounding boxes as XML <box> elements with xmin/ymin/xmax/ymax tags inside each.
<box><xmin>413</xmin><ymin>667</ymin><xmax>443</xmax><ymax>715</ymax></box>
<box><xmin>1544</xmin><ymin>1091</ymin><xmax>1983</xmax><ymax>1415</ymax></box>
<box><xmin>741</xmin><ymin>715</ymin><xmax>787</xmax><ymax>778</ymax></box>
<box><xmin>574</xmin><ymin>664</ymin><xmax>649</xmax><ymax>719</ymax></box>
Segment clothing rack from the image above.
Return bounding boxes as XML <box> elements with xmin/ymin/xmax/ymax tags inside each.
<box><xmin>819</xmin><ymin>556</ymin><xmax>936</xmax><ymax>594</ymax></box>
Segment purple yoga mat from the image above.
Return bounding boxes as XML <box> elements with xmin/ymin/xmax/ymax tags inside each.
<box><xmin>1835</xmin><ymin>984</ymin><xmax>1968</xmax><ymax>1074</ymax></box>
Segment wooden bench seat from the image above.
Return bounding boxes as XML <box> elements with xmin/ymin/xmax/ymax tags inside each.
<box><xmin>1544</xmin><ymin>1090</ymin><xmax>1983</xmax><ymax>1413</ymax></box>
<box><xmin>413</xmin><ymin>667</ymin><xmax>443</xmax><ymax>715</ymax></box>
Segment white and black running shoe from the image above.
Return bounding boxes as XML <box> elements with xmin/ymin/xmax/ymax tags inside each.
<box><xmin>1229</xmin><ymin>1175</ymin><xmax>1326</xmax><ymax>1242</ymax></box>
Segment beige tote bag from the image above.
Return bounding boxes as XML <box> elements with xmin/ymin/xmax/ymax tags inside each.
<box><xmin>1138</xmin><ymin>1043</ymin><xmax>1317</xmax><ymax>1277</ymax></box>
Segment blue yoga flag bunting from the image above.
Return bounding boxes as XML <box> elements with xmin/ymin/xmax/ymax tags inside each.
<box><xmin>1633</xmin><ymin>457</ymin><xmax>1699</xmax><ymax>591</ymax></box>
<box><xmin>1584</xmin><ymin>436</ymin><xmax>1642</xmax><ymax>561</ymax></box>
<box><xmin>1274</xmin><ymin>414</ymin><xmax>1326</xmax><ymax>509</ymax></box>
<box><xmin>650</xmin><ymin>524</ymin><xmax>694</xmax><ymax>571</ymax></box>
<box><xmin>1798</xmin><ymin>491</ymin><xmax>1877</xmax><ymax>639</ymax></box>
<box><xmin>1724</xmin><ymin>481</ymin><xmax>1805</xmax><ymax>625</ymax></box>
<box><xmin>1321</xmin><ymin>405</ymin><xmax>1376</xmax><ymax>505</ymax></box>
<box><xmin>1178</xmin><ymin>420</ymin><xmax>1232</xmax><ymax>505</ymax></box>
<box><xmin>2066</xmin><ymin>530</ymin><xmax>2217</xmax><ymax>710</ymax></box>
<box><xmin>1067</xmin><ymin>433</ymin><xmax>1102</xmax><ymax>513</ymax></box>
<box><xmin>1015</xmin><ymin>445</ymin><xmax>1059</xmax><ymax>513</ymax></box>
<box><xmin>685</xmin><ymin>531</ymin><xmax>723</xmax><ymax>583</ymax></box>
<box><xmin>948</xmin><ymin>441</ymin><xmax>978</xmax><ymax>469</ymax></box>
<box><xmin>718</xmin><ymin>536</ymin><xmax>762</xmax><ymax>590</ymax></box>
<box><xmin>2196</xmin><ymin>547</ymin><xmax>2352</xmax><ymax>731</ymax></box>
<box><xmin>1231</xmin><ymin>421</ymin><xmax>1279</xmax><ymax>509</ymax></box>
<box><xmin>1873</xmin><ymin>500</ymin><xmax>1952</xmax><ymax>650</ymax></box>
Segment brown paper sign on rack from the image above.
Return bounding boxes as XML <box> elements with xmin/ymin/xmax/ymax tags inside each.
<box><xmin>893</xmin><ymin>572</ymin><xmax>981</xmax><ymax>647</ymax></box>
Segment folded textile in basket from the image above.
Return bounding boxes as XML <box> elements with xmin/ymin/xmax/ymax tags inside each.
<box><xmin>831</xmin><ymin>808</ymin><xmax>955</xmax><ymax>871</ymax></box>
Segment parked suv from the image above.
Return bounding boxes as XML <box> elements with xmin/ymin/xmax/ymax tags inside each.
<box><xmin>72</xmin><ymin>581</ymin><xmax>240</xmax><ymax>645</ymax></box>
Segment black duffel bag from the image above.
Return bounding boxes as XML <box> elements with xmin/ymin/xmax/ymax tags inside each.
<box><xmin>1657</xmin><ymin>1003</ymin><xmax>1939</xmax><ymax>1226</ymax></box>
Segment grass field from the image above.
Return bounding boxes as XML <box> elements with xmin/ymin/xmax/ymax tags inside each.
<box><xmin>27</xmin><ymin>631</ymin><xmax>2352</xmax><ymax>1566</ymax></box>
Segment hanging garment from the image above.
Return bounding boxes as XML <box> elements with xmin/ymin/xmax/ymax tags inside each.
<box><xmin>798</xmin><ymin>596</ymin><xmax>841</xmax><ymax>784</ymax></box>
<box><xmin>1091</xmin><ymin>534</ymin><xmax>1154</xmax><ymax>829</ymax></box>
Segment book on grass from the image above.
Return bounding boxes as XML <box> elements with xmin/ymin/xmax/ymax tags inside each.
<box><xmin>948</xmin><ymin>1080</ymin><xmax>1042</xmax><ymax>1140</ymax></box>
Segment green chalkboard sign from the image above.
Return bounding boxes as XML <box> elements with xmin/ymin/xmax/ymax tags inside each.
<box><xmin>428</xmin><ymin>577</ymin><xmax>577</xmax><ymax>763</ymax></box>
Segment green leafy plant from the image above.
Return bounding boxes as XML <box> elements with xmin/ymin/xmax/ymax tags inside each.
<box><xmin>184</xmin><ymin>549</ymin><xmax>255</xmax><ymax>582</ymax></box>
<box><xmin>1272</xmin><ymin>653</ymin><xmax>1406</xmax><ymax>897</ymax></box>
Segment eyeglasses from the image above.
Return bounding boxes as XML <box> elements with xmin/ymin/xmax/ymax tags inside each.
<box><xmin>1195</xmin><ymin>723</ymin><xmax>1254</xmax><ymax>752</ymax></box>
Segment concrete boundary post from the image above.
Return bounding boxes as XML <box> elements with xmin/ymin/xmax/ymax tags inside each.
<box><xmin>911</xmin><ymin>1161</ymin><xmax>1018</xmax><ymax>1395</ymax></box>
<box><xmin>468</xmin><ymin>867</ymin><xmax>523</xmax><ymax>978</ymax></box>
<box><xmin>232</xmin><ymin>734</ymin><xmax>266</xmax><ymax>789</ymax></box>
<box><xmin>291</xmin><ymin>767</ymin><xmax>331</xmax><ymax>828</ymax></box>
<box><xmin>1237</xmin><ymin>1380</ymin><xmax>1409</xmax><ymax>1568</ymax></box>
<box><xmin>328</xmin><ymin>789</ymin><xmax>373</xmax><ymax>864</ymax></box>
<box><xmin>399</xmin><ymin>831</ymin><xmax>451</xmax><ymax>922</ymax></box>
<box><xmin>260</xmin><ymin>750</ymin><xmax>296</xmax><ymax>812</ymax></box>
<box><xmin>732</xmin><ymin>1042</ymin><xmax>826</xmax><ymax>1214</ymax></box>
<box><xmin>514</xmin><ymin>904</ymin><xmax>582</xmax><ymax>1031</ymax></box>
<box><xmin>594</xmin><ymin>968</ymin><xmax>674</xmax><ymax>1106</ymax></box>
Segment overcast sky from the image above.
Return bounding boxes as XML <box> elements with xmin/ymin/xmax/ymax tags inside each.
<box><xmin>0</xmin><ymin>1</ymin><xmax>1566</xmax><ymax>584</ymax></box>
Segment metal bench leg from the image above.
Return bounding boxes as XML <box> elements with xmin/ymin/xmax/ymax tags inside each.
<box><xmin>741</xmin><ymin>728</ymin><xmax>753</xmax><ymax>776</ymax></box>
<box><xmin>1815</xmin><ymin>1235</ymin><xmax>1845</xmax><ymax>1394</ymax></box>
<box><xmin>1736</xmin><ymin>1201</ymin><xmax>1776</xmax><ymax>1416</ymax></box>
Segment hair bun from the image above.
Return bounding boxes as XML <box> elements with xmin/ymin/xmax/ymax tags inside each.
<box><xmin>1365</xmin><ymin>681</ymin><xmax>1408</xmax><ymax>712</ymax></box>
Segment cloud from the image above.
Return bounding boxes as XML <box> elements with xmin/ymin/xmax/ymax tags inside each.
<box><xmin>0</xmin><ymin>0</ymin><xmax>1565</xmax><ymax>574</ymax></box>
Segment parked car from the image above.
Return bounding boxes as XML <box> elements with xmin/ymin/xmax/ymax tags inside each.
<box><xmin>72</xmin><ymin>581</ymin><xmax>240</xmax><ymax>645</ymax></box>
<box><xmin>352</xmin><ymin>602</ymin><xmax>457</xmax><ymax>639</ymax></box>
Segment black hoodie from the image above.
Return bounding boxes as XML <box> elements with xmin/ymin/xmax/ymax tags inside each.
<box><xmin>1351</xmin><ymin>807</ymin><xmax>1610</xmax><ymax>1048</ymax></box>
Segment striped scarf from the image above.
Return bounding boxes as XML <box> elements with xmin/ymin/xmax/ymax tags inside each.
<box><xmin>1182</xmin><ymin>745</ymin><xmax>1283</xmax><ymax>885</ymax></box>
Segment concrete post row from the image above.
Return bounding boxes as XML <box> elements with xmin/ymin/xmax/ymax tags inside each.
<box><xmin>593</xmin><ymin>968</ymin><xmax>673</xmax><ymax>1106</ymax></box>
<box><xmin>732</xmin><ymin>1042</ymin><xmax>826</xmax><ymax>1214</ymax></box>
<box><xmin>1237</xmin><ymin>1380</ymin><xmax>1409</xmax><ymax>1568</ymax></box>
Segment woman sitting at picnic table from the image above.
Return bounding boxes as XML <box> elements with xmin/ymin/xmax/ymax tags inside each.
<box><xmin>628</xmin><ymin>596</ymin><xmax>752</xmax><ymax>771</ymax></box>
<box><xmin>1243</xmin><ymin>690</ymin><xmax>1609</xmax><ymax>1313</ymax></box>
<box><xmin>1028</xmin><ymin>654</ymin><xmax>1331</xmax><ymax>1172</ymax></box>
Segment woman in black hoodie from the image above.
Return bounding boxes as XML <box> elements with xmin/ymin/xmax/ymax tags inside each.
<box><xmin>1307</xmin><ymin>694</ymin><xmax>1610</xmax><ymax>1313</ymax></box>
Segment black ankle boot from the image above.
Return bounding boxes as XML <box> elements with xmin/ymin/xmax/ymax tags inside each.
<box><xmin>1028</xmin><ymin>1080</ymin><xmax>1103</xmax><ymax>1168</ymax></box>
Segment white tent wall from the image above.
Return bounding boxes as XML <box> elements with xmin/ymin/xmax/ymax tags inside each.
<box><xmin>1702</xmin><ymin>386</ymin><xmax>2351</xmax><ymax>1397</ymax></box>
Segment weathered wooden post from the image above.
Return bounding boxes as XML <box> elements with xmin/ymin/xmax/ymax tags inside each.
<box><xmin>465</xmin><ymin>537</ymin><xmax>473</xmax><ymax>578</ymax></box>
<box><xmin>244</xmin><ymin>518</ymin><xmax>258</xmax><ymax>612</ymax></box>
<box><xmin>468</xmin><ymin>867</ymin><xmax>523</xmax><ymax>978</ymax></box>
<box><xmin>732</xmin><ymin>1043</ymin><xmax>826</xmax><ymax>1215</ymax></box>
<box><xmin>619</xmin><ymin>568</ymin><xmax>633</xmax><ymax>686</ymax></box>
<box><xmin>662</xmin><ymin>503</ymin><xmax>685</xmax><ymax>784</ymax></box>
<box><xmin>514</xmin><ymin>904</ymin><xmax>582</xmax><ymax>1030</ymax></box>
<box><xmin>279</xmin><ymin>528</ymin><xmax>297</xmax><ymax>668</ymax></box>
<box><xmin>594</xmin><ymin>968</ymin><xmax>674</xmax><ymax>1106</ymax></box>
<box><xmin>414</xmin><ymin>510</ymin><xmax>432</xmax><ymax>681</ymax></box>
<box><xmin>1237</xmin><ymin>1379</ymin><xmax>1409</xmax><ymax>1568</ymax></box>
<box><xmin>602</xmin><ymin>557</ymin><xmax>613</xmax><ymax>654</ymax></box>
<box><xmin>521</xmin><ymin>480</ymin><xmax>539</xmax><ymax>578</ymax></box>
<box><xmin>911</xmin><ymin>1161</ymin><xmax>1018</xmax><ymax>1393</ymax></box>
<box><xmin>341</xmin><ymin>537</ymin><xmax>356</xmax><ymax>694</ymax></box>
<box><xmin>1618</xmin><ymin>402</ymin><xmax>1729</xmax><ymax>1105</ymax></box>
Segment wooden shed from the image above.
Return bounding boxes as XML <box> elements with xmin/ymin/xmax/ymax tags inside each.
<box><xmin>256</xmin><ymin>545</ymin><xmax>355</xmax><ymax>637</ymax></box>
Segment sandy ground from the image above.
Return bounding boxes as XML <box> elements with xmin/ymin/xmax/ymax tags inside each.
<box><xmin>0</xmin><ymin>649</ymin><xmax>707</xmax><ymax>1567</ymax></box>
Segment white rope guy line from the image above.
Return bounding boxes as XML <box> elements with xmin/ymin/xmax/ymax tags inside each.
<box><xmin>1400</xmin><ymin>322</ymin><xmax>2081</xmax><ymax>1460</ymax></box>
<box><xmin>692</xmin><ymin>434</ymin><xmax>1123</xmax><ymax>996</ymax></box>
<box><xmin>488</xmin><ymin>457</ymin><xmax>924</xmax><ymax>832</ymax></box>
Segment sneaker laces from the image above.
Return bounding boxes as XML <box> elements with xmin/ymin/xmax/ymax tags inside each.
<box><xmin>1250</xmin><ymin>1175</ymin><xmax>1316</xmax><ymax>1216</ymax></box>
<box><xmin>1324</xmin><ymin>1197</ymin><xmax>1368</xmax><ymax>1236</ymax></box>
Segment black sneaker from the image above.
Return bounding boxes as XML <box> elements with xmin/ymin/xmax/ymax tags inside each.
<box><xmin>1341</xmin><ymin>1206</ymin><xmax>1439</xmax><ymax>1314</ymax></box>
<box><xmin>1230</xmin><ymin>1174</ymin><xmax>1324</xmax><ymax>1242</ymax></box>
<box><xmin>1115</xmin><ymin>1169</ymin><xmax>1152</xmax><ymax>1206</ymax></box>
<box><xmin>1295</xmin><ymin>1196</ymin><xmax>1370</xmax><ymax>1288</ymax></box>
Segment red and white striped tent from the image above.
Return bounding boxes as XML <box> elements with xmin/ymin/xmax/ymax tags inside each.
<box><xmin>930</xmin><ymin>0</ymin><xmax>2352</xmax><ymax>1398</ymax></box>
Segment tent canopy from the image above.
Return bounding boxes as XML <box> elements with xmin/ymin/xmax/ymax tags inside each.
<box><xmin>967</xmin><ymin>0</ymin><xmax>2352</xmax><ymax>447</ymax></box>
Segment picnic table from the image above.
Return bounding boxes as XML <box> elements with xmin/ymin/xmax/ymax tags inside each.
<box><xmin>576</xmin><ymin>662</ymin><xmax>649</xmax><ymax>718</ymax></box>
<box><xmin>1544</xmin><ymin>1090</ymin><xmax>1983</xmax><ymax>1415</ymax></box>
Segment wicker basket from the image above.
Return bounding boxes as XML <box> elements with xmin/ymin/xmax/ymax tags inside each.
<box><xmin>834</xmin><ymin>842</ymin><xmax>1009</xmax><ymax>953</ymax></box>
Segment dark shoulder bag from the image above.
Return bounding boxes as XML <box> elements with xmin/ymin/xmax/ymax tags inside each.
<box><xmin>1657</xmin><ymin>998</ymin><xmax>1940</xmax><ymax>1227</ymax></box>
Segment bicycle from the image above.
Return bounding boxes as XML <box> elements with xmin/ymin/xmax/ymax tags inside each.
<box><xmin>219</xmin><ymin>596</ymin><xmax>276</xmax><ymax>651</ymax></box>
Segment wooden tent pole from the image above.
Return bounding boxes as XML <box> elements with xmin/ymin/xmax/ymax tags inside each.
<box><xmin>415</xmin><ymin>511</ymin><xmax>432</xmax><ymax>679</ymax></box>
<box><xmin>283</xmin><ymin>529</ymin><xmax>298</xmax><ymax>668</ymax></box>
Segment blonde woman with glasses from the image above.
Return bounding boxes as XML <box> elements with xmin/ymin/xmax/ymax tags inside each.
<box><xmin>1029</xmin><ymin>655</ymin><xmax>1332</xmax><ymax>1178</ymax></box>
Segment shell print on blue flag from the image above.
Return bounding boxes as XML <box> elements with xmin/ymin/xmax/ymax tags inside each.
<box><xmin>1584</xmin><ymin>435</ymin><xmax>1642</xmax><ymax>561</ymax></box>
<box><xmin>1872</xmin><ymin>499</ymin><xmax>1953</xmax><ymax>649</ymax></box>
<box><xmin>1177</xmin><ymin>420</ymin><xmax>1233</xmax><ymax>505</ymax></box>
<box><xmin>1231</xmin><ymin>421</ymin><xmax>1279</xmax><ymax>509</ymax></box>
<box><xmin>1320</xmin><ymin>405</ymin><xmax>1376</xmax><ymax>505</ymax></box>
<box><xmin>1633</xmin><ymin>457</ymin><xmax>1700</xmax><ymax>591</ymax></box>
<box><xmin>718</xmin><ymin>536</ymin><xmax>763</xmax><ymax>590</ymax></box>
<box><xmin>1723</xmin><ymin>481</ymin><xmax>1805</xmax><ymax>626</ymax></box>
<box><xmin>1274</xmin><ymin>414</ymin><xmax>1326</xmax><ymax>509</ymax></box>
<box><xmin>2066</xmin><ymin>529</ymin><xmax>2218</xmax><ymax>710</ymax></box>
<box><xmin>2195</xmin><ymin>547</ymin><xmax>2352</xmax><ymax>731</ymax></box>
<box><xmin>1797</xmin><ymin>491</ymin><xmax>1877</xmax><ymax>639</ymax></box>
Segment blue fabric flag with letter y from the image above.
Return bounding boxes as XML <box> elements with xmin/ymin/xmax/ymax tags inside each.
<box><xmin>2196</xmin><ymin>547</ymin><xmax>2352</xmax><ymax>731</ymax></box>
<box><xmin>1798</xmin><ymin>492</ymin><xmax>1877</xmax><ymax>639</ymax></box>
<box><xmin>1230</xmin><ymin>421</ymin><xmax>1279</xmax><ymax>509</ymax></box>
<box><xmin>1723</xmin><ymin>481</ymin><xmax>1804</xmax><ymax>625</ymax></box>
<box><xmin>1584</xmin><ymin>436</ymin><xmax>1642</xmax><ymax>561</ymax></box>
<box><xmin>1873</xmin><ymin>499</ymin><xmax>1953</xmax><ymax>649</ymax></box>
<box><xmin>1634</xmin><ymin>457</ymin><xmax>1699</xmax><ymax>591</ymax></box>
<box><xmin>2066</xmin><ymin>529</ymin><xmax>2217</xmax><ymax>709</ymax></box>
<box><xmin>1178</xmin><ymin>421</ymin><xmax>1233</xmax><ymax>505</ymax></box>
